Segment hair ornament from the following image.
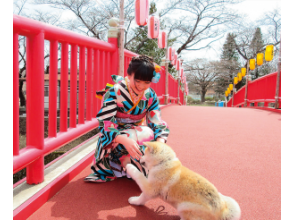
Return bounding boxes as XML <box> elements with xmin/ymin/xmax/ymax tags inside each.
<box><xmin>152</xmin><ymin>65</ymin><xmax>161</xmax><ymax>83</ymax></box>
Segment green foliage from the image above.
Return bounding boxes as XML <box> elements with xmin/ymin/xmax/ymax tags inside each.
<box><xmin>249</xmin><ymin>27</ymin><xmax>270</xmax><ymax>80</ymax></box>
<box><xmin>186</xmin><ymin>96</ymin><xmax>201</xmax><ymax>105</ymax></box>
<box><xmin>205</xmin><ymin>97</ymin><xmax>214</xmax><ymax>101</ymax></box>
<box><xmin>214</xmin><ymin>77</ymin><xmax>229</xmax><ymax>95</ymax></box>
<box><xmin>214</xmin><ymin>33</ymin><xmax>240</xmax><ymax>96</ymax></box>
<box><xmin>250</xmin><ymin>27</ymin><xmax>264</xmax><ymax>57</ymax></box>
<box><xmin>221</xmin><ymin>33</ymin><xmax>238</xmax><ymax>62</ymax></box>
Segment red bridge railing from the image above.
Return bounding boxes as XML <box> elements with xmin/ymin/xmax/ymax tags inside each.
<box><xmin>13</xmin><ymin>15</ymin><xmax>184</xmax><ymax>185</ymax></box>
<box><xmin>227</xmin><ymin>71</ymin><xmax>281</xmax><ymax>111</ymax></box>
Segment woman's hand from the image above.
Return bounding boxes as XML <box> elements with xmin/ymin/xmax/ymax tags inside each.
<box><xmin>114</xmin><ymin>135</ymin><xmax>143</xmax><ymax>160</ymax></box>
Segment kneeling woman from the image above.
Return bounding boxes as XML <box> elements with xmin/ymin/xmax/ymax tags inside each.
<box><xmin>84</xmin><ymin>55</ymin><xmax>170</xmax><ymax>183</ymax></box>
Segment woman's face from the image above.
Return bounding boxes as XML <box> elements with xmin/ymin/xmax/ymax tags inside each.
<box><xmin>128</xmin><ymin>73</ymin><xmax>151</xmax><ymax>94</ymax></box>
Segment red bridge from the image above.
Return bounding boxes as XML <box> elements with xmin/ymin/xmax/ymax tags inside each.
<box><xmin>13</xmin><ymin>15</ymin><xmax>281</xmax><ymax>220</ymax></box>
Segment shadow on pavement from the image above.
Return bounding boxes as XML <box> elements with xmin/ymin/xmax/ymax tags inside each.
<box><xmin>49</xmin><ymin>177</ymin><xmax>179</xmax><ymax>220</ymax></box>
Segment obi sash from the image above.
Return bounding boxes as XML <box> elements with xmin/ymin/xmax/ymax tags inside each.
<box><xmin>116</xmin><ymin>111</ymin><xmax>146</xmax><ymax>125</ymax></box>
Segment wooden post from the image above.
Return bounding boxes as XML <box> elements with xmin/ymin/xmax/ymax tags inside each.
<box><xmin>108</xmin><ymin>17</ymin><xmax>119</xmax><ymax>76</ymax></box>
<box><xmin>165</xmin><ymin>47</ymin><xmax>169</xmax><ymax>105</ymax></box>
<box><xmin>177</xmin><ymin>60</ymin><xmax>183</xmax><ymax>104</ymax></box>
<box><xmin>232</xmin><ymin>74</ymin><xmax>235</xmax><ymax>107</ymax></box>
<box><xmin>177</xmin><ymin>69</ymin><xmax>180</xmax><ymax>104</ymax></box>
<box><xmin>244</xmin><ymin>60</ymin><xmax>250</xmax><ymax>107</ymax></box>
<box><xmin>275</xmin><ymin>40</ymin><xmax>281</xmax><ymax>109</ymax></box>
<box><xmin>118</xmin><ymin>0</ymin><xmax>124</xmax><ymax>76</ymax></box>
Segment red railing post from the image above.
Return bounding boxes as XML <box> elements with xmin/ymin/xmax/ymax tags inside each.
<box><xmin>26</xmin><ymin>32</ymin><xmax>45</xmax><ymax>184</ymax></box>
<box><xmin>106</xmin><ymin>51</ymin><xmax>111</xmax><ymax>83</ymax></box>
<box><xmin>177</xmin><ymin>78</ymin><xmax>180</xmax><ymax>105</ymax></box>
<box><xmin>48</xmin><ymin>40</ymin><xmax>58</xmax><ymax>137</ymax></box>
<box><xmin>108</xmin><ymin>38</ymin><xmax>118</xmax><ymax>76</ymax></box>
<box><xmin>70</xmin><ymin>44</ymin><xmax>78</xmax><ymax>128</ymax></box>
<box><xmin>92</xmin><ymin>49</ymin><xmax>99</xmax><ymax>117</ymax></box>
<box><xmin>13</xmin><ymin>33</ymin><xmax>19</xmax><ymax>156</ymax></box>
<box><xmin>160</xmin><ymin>59</ymin><xmax>169</xmax><ymax>105</ymax></box>
<box><xmin>78</xmin><ymin>46</ymin><xmax>85</xmax><ymax>124</ymax></box>
<box><xmin>60</xmin><ymin>43</ymin><xmax>69</xmax><ymax>132</ymax></box>
<box><xmin>86</xmin><ymin>48</ymin><xmax>93</xmax><ymax>121</ymax></box>
<box><xmin>99</xmin><ymin>51</ymin><xmax>105</xmax><ymax>101</ymax></box>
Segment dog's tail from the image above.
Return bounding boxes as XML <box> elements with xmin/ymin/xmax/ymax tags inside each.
<box><xmin>219</xmin><ymin>192</ymin><xmax>241</xmax><ymax>220</ymax></box>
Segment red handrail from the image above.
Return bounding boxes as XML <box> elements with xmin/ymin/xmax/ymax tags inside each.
<box><xmin>13</xmin><ymin>14</ymin><xmax>184</xmax><ymax>185</ymax></box>
<box><xmin>227</xmin><ymin>71</ymin><xmax>281</xmax><ymax>111</ymax></box>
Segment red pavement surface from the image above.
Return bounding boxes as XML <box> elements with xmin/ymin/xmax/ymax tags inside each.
<box><xmin>28</xmin><ymin>106</ymin><xmax>281</xmax><ymax>220</ymax></box>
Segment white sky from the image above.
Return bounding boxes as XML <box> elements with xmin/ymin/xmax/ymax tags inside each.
<box><xmin>179</xmin><ymin>0</ymin><xmax>281</xmax><ymax>62</ymax></box>
<box><xmin>13</xmin><ymin>0</ymin><xmax>281</xmax><ymax>63</ymax></box>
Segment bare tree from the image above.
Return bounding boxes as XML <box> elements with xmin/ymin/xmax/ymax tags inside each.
<box><xmin>14</xmin><ymin>0</ymin><xmax>62</xmax><ymax>106</ymax></box>
<box><xmin>33</xmin><ymin>0</ymin><xmax>183</xmax><ymax>49</ymax></box>
<box><xmin>258</xmin><ymin>8</ymin><xmax>281</xmax><ymax>45</ymax></box>
<box><xmin>32</xmin><ymin>0</ymin><xmax>245</xmax><ymax>58</ymax></box>
<box><xmin>166</xmin><ymin>0</ymin><xmax>242</xmax><ymax>55</ymax></box>
<box><xmin>33</xmin><ymin>0</ymin><xmax>110</xmax><ymax>40</ymax></box>
<box><xmin>233</xmin><ymin>8</ymin><xmax>281</xmax><ymax>74</ymax></box>
<box><xmin>184</xmin><ymin>59</ymin><xmax>220</xmax><ymax>102</ymax></box>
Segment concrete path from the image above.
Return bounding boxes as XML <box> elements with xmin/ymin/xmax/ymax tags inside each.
<box><xmin>28</xmin><ymin>106</ymin><xmax>281</xmax><ymax>220</ymax></box>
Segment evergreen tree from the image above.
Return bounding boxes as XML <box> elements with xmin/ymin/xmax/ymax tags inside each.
<box><xmin>214</xmin><ymin>33</ymin><xmax>240</xmax><ymax>96</ymax></box>
<box><xmin>250</xmin><ymin>27</ymin><xmax>265</xmax><ymax>79</ymax></box>
<box><xmin>250</xmin><ymin>27</ymin><xmax>264</xmax><ymax>56</ymax></box>
<box><xmin>221</xmin><ymin>33</ymin><xmax>238</xmax><ymax>61</ymax></box>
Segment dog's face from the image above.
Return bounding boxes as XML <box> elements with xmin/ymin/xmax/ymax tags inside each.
<box><xmin>141</xmin><ymin>141</ymin><xmax>177</xmax><ymax>170</ymax></box>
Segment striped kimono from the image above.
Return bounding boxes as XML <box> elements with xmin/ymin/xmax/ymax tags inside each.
<box><xmin>84</xmin><ymin>75</ymin><xmax>170</xmax><ymax>182</ymax></box>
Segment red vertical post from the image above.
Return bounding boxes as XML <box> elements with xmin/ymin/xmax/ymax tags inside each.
<box><xmin>101</xmin><ymin>51</ymin><xmax>106</xmax><ymax>89</ymax></box>
<box><xmin>78</xmin><ymin>46</ymin><xmax>85</xmax><ymax>124</ymax></box>
<box><xmin>279</xmin><ymin>71</ymin><xmax>281</xmax><ymax>108</ymax></box>
<box><xmin>60</xmin><ymin>43</ymin><xmax>68</xmax><ymax>132</ymax></box>
<box><xmin>93</xmin><ymin>49</ymin><xmax>99</xmax><ymax>117</ymax></box>
<box><xmin>70</xmin><ymin>44</ymin><xmax>77</xmax><ymax>128</ymax></box>
<box><xmin>97</xmin><ymin>51</ymin><xmax>105</xmax><ymax>112</ymax></box>
<box><xmin>124</xmin><ymin>57</ymin><xmax>127</xmax><ymax>76</ymax></box>
<box><xmin>86</xmin><ymin>48</ymin><xmax>93</xmax><ymax>121</ymax></box>
<box><xmin>128</xmin><ymin>57</ymin><xmax>130</xmax><ymax>76</ymax></box>
<box><xmin>160</xmin><ymin>64</ymin><xmax>166</xmax><ymax>105</ymax></box>
<box><xmin>26</xmin><ymin>32</ymin><xmax>45</xmax><ymax>184</ymax></box>
<box><xmin>13</xmin><ymin>33</ymin><xmax>19</xmax><ymax>156</ymax></box>
<box><xmin>106</xmin><ymin>51</ymin><xmax>111</xmax><ymax>83</ymax></box>
<box><xmin>108</xmin><ymin>37</ymin><xmax>118</xmax><ymax>76</ymax></box>
<box><xmin>48</xmin><ymin>40</ymin><xmax>58</xmax><ymax>137</ymax></box>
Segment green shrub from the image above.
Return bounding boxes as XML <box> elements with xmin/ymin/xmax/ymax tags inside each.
<box><xmin>187</xmin><ymin>96</ymin><xmax>194</xmax><ymax>103</ymax></box>
<box><xmin>205</xmin><ymin>97</ymin><xmax>214</xmax><ymax>101</ymax></box>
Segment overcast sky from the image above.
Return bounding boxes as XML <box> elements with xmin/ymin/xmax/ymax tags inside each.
<box><xmin>13</xmin><ymin>0</ymin><xmax>281</xmax><ymax>63</ymax></box>
<box><xmin>179</xmin><ymin>0</ymin><xmax>281</xmax><ymax>62</ymax></box>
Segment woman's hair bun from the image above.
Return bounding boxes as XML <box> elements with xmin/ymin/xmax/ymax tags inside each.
<box><xmin>131</xmin><ymin>55</ymin><xmax>154</xmax><ymax>65</ymax></box>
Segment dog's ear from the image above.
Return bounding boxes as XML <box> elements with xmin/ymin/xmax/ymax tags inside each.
<box><xmin>143</xmin><ymin>142</ymin><xmax>154</xmax><ymax>153</ymax></box>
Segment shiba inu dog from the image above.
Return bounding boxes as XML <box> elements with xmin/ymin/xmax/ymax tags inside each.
<box><xmin>126</xmin><ymin>141</ymin><xmax>241</xmax><ymax>220</ymax></box>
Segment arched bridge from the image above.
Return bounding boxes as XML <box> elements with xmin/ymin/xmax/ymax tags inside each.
<box><xmin>13</xmin><ymin>15</ymin><xmax>281</xmax><ymax>220</ymax></box>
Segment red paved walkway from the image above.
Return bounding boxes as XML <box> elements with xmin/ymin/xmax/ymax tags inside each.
<box><xmin>28</xmin><ymin>106</ymin><xmax>281</xmax><ymax>220</ymax></box>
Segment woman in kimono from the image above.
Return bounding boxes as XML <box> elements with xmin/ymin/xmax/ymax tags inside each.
<box><xmin>84</xmin><ymin>55</ymin><xmax>170</xmax><ymax>183</ymax></box>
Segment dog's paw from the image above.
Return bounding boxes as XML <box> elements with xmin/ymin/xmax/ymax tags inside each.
<box><xmin>128</xmin><ymin>196</ymin><xmax>142</xmax><ymax>206</ymax></box>
<box><xmin>126</xmin><ymin>164</ymin><xmax>137</xmax><ymax>176</ymax></box>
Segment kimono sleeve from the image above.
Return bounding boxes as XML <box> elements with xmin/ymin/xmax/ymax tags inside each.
<box><xmin>146</xmin><ymin>89</ymin><xmax>170</xmax><ymax>143</ymax></box>
<box><xmin>96</xmin><ymin>87</ymin><xmax>120</xmax><ymax>148</ymax></box>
